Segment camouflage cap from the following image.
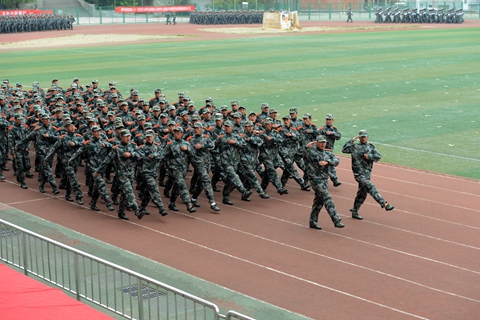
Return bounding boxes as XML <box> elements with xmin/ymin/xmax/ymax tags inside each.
<box><xmin>73</xmin><ymin>77</ymin><xmax>79</xmax><ymax>82</ymax></box>
<box><xmin>92</xmin><ymin>79</ymin><xmax>98</xmax><ymax>84</ymax></box>
<box><xmin>187</xmin><ymin>101</ymin><xmax>195</xmax><ymax>107</ymax></box>
<box><xmin>114</xmin><ymin>122</ymin><xmax>124</xmax><ymax>129</ymax></box>
<box><xmin>282</xmin><ymin>114</ymin><xmax>291</xmax><ymax>120</ymax></box>
<box><xmin>89</xmin><ymin>118</ymin><xmax>99</xmax><ymax>123</ymax></box>
<box><xmin>220</xmin><ymin>105</ymin><xmax>229</xmax><ymax>111</ymax></box>
<box><xmin>159</xmin><ymin>113</ymin><xmax>168</xmax><ymax>118</ymax></box>
<box><xmin>233</xmin><ymin>112</ymin><xmax>242</xmax><ymax>118</ymax></box>
<box><xmin>223</xmin><ymin>120</ymin><xmax>233</xmax><ymax>127</ymax></box>
<box><xmin>205</xmin><ymin>102</ymin><xmax>212</xmax><ymax>107</ymax></box>
<box><xmin>16</xmin><ymin>82</ymin><xmax>22</xmax><ymax>87</ymax></box>
<box><xmin>120</xmin><ymin>101</ymin><xmax>128</xmax><ymax>107</ymax></box>
<box><xmin>85</xmin><ymin>83</ymin><xmax>92</xmax><ymax>88</ymax></box>
<box><xmin>269</xmin><ymin>109</ymin><xmax>277</xmax><ymax>114</ymax></box>
<box><xmin>167</xmin><ymin>120</ymin><xmax>176</xmax><ymax>126</ymax></box>
<box><xmin>91</xmin><ymin>125</ymin><xmax>101</xmax><ymax>132</ymax></box>
<box><xmin>179</xmin><ymin>110</ymin><xmax>188</xmax><ymax>117</ymax></box>
<box><xmin>167</xmin><ymin>106</ymin><xmax>176</xmax><ymax>111</ymax></box>
<box><xmin>326</xmin><ymin>114</ymin><xmax>334</xmax><ymax>120</ymax></box>
<box><xmin>244</xmin><ymin>121</ymin><xmax>254</xmax><ymax>127</ymax></box>
<box><xmin>138</xmin><ymin>98</ymin><xmax>145</xmax><ymax>103</ymax></box>
<box><xmin>358</xmin><ymin>129</ymin><xmax>369</xmax><ymax>137</ymax></box>
<box><xmin>55</xmin><ymin>107</ymin><xmax>64</xmax><ymax>113</ymax></box>
<box><xmin>238</xmin><ymin>105</ymin><xmax>246</xmax><ymax>110</ymax></box>
<box><xmin>159</xmin><ymin>99</ymin><xmax>166</xmax><ymax>104</ymax></box>
<box><xmin>183</xmin><ymin>96</ymin><xmax>190</xmax><ymax>101</ymax></box>
<box><xmin>14</xmin><ymin>113</ymin><xmax>24</xmax><ymax>119</ymax></box>
<box><xmin>202</xmin><ymin>108</ymin><xmax>211</xmax><ymax>114</ymax></box>
<box><xmin>303</xmin><ymin>113</ymin><xmax>312</xmax><ymax>119</ymax></box>
<box><xmin>93</xmin><ymin>93</ymin><xmax>100</xmax><ymax>98</ymax></box>
<box><xmin>0</xmin><ymin>95</ymin><xmax>4</xmax><ymax>100</ymax></box>
<box><xmin>120</xmin><ymin>129</ymin><xmax>131</xmax><ymax>137</ymax></box>
<box><xmin>134</xmin><ymin>110</ymin><xmax>143</xmax><ymax>115</ymax></box>
<box><xmin>205</xmin><ymin>97</ymin><xmax>212</xmax><ymax>102</ymax></box>
<box><xmin>144</xmin><ymin>122</ymin><xmax>153</xmax><ymax>129</ymax></box>
<box><xmin>248</xmin><ymin>111</ymin><xmax>257</xmax><ymax>116</ymax></box>
<box><xmin>35</xmin><ymin>97</ymin><xmax>43</xmax><ymax>102</ymax></box>
<box><xmin>107</xmin><ymin>111</ymin><xmax>115</xmax><ymax>116</ymax></box>
<box><xmin>13</xmin><ymin>105</ymin><xmax>22</xmax><ymax>110</ymax></box>
<box><xmin>214</xmin><ymin>114</ymin><xmax>224</xmax><ymax>121</ymax></box>
<box><xmin>132</xmin><ymin>90</ymin><xmax>139</xmax><ymax>95</ymax></box>
<box><xmin>114</xmin><ymin>117</ymin><xmax>123</xmax><ymax>123</ymax></box>
<box><xmin>13</xmin><ymin>98</ymin><xmax>20</xmax><ymax>103</ymax></box>
<box><xmin>145</xmin><ymin>129</ymin><xmax>155</xmax><ymax>137</ymax></box>
<box><xmin>152</xmin><ymin>106</ymin><xmax>161</xmax><ymax>112</ymax></box>
<box><xmin>261</xmin><ymin>103</ymin><xmax>269</xmax><ymax>109</ymax></box>
<box><xmin>110</xmin><ymin>93</ymin><xmax>118</xmax><ymax>98</ymax></box>
<box><xmin>173</xmin><ymin>126</ymin><xmax>184</xmax><ymax>133</ymax></box>
<box><xmin>62</xmin><ymin>114</ymin><xmax>71</xmax><ymax>120</ymax></box>
<box><xmin>76</xmin><ymin>102</ymin><xmax>85</xmax><ymax>107</ymax></box>
<box><xmin>64</xmin><ymin>119</ymin><xmax>73</xmax><ymax>126</ymax></box>
<box><xmin>33</xmin><ymin>105</ymin><xmax>40</xmax><ymax>111</ymax></box>
<box><xmin>109</xmin><ymin>81</ymin><xmax>116</xmax><ymax>86</ymax></box>
<box><xmin>316</xmin><ymin>135</ymin><xmax>327</xmax><ymax>142</ymax></box>
<box><xmin>231</xmin><ymin>100</ymin><xmax>238</xmax><ymax>105</ymax></box>
<box><xmin>178</xmin><ymin>92</ymin><xmax>185</xmax><ymax>97</ymax></box>
<box><xmin>41</xmin><ymin>113</ymin><xmax>51</xmax><ymax>120</ymax></box>
<box><xmin>193</xmin><ymin>122</ymin><xmax>203</xmax><ymax>128</ymax></box>
<box><xmin>71</xmin><ymin>83</ymin><xmax>78</xmax><ymax>88</ymax></box>
<box><xmin>191</xmin><ymin>114</ymin><xmax>201</xmax><ymax>121</ymax></box>
<box><xmin>264</xmin><ymin>118</ymin><xmax>273</xmax><ymax>124</ymax></box>
<box><xmin>154</xmin><ymin>88</ymin><xmax>162</xmax><ymax>93</ymax></box>
<box><xmin>137</xmin><ymin>115</ymin><xmax>146</xmax><ymax>121</ymax></box>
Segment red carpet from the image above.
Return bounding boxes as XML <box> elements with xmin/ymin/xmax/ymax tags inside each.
<box><xmin>0</xmin><ymin>263</ymin><xmax>113</xmax><ymax>320</ymax></box>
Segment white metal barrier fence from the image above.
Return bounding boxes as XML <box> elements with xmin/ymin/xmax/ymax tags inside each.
<box><xmin>0</xmin><ymin>219</ymin><xmax>254</xmax><ymax>320</ymax></box>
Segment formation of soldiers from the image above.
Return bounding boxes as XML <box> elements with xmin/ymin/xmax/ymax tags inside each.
<box><xmin>374</xmin><ymin>7</ymin><xmax>464</xmax><ymax>23</ymax></box>
<box><xmin>189</xmin><ymin>10</ymin><xmax>264</xmax><ymax>25</ymax></box>
<box><xmin>0</xmin><ymin>77</ymin><xmax>394</xmax><ymax>229</ymax></box>
<box><xmin>0</xmin><ymin>13</ymin><xmax>75</xmax><ymax>34</ymax></box>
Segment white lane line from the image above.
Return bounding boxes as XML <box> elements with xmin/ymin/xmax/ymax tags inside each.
<box><xmin>7</xmin><ymin>197</ymin><xmax>55</xmax><ymax>205</ymax></box>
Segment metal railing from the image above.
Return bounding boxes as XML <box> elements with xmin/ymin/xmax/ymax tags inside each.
<box><xmin>0</xmin><ymin>218</ymin><xmax>255</xmax><ymax>320</ymax></box>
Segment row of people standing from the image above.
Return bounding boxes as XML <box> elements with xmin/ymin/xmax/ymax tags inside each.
<box><xmin>0</xmin><ymin>14</ymin><xmax>75</xmax><ymax>34</ymax></box>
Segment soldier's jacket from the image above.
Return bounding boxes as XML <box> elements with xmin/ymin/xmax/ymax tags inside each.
<box><xmin>299</xmin><ymin>145</ymin><xmax>339</xmax><ymax>183</ymax></box>
<box><xmin>187</xmin><ymin>133</ymin><xmax>214</xmax><ymax>167</ymax></box>
<box><xmin>0</xmin><ymin>116</ymin><xmax>9</xmax><ymax>142</ymax></box>
<box><xmin>240</xmin><ymin>130</ymin><xmax>263</xmax><ymax>164</ymax></box>
<box><xmin>297</xmin><ymin>122</ymin><xmax>318</xmax><ymax>146</ymax></box>
<box><xmin>342</xmin><ymin>139</ymin><xmax>381</xmax><ymax>177</ymax></box>
<box><xmin>117</xmin><ymin>110</ymin><xmax>136</xmax><ymax>127</ymax></box>
<box><xmin>138</xmin><ymin>141</ymin><xmax>164</xmax><ymax>175</ymax></box>
<box><xmin>70</xmin><ymin>137</ymin><xmax>112</xmax><ymax>170</ymax></box>
<box><xmin>45</xmin><ymin>131</ymin><xmax>84</xmax><ymax>165</ymax></box>
<box><xmin>8</xmin><ymin>122</ymin><xmax>30</xmax><ymax>155</ymax></box>
<box><xmin>256</xmin><ymin>111</ymin><xmax>269</xmax><ymax>123</ymax></box>
<box><xmin>51</xmin><ymin>118</ymin><xmax>67</xmax><ymax>135</ymax></box>
<box><xmin>277</xmin><ymin>125</ymin><xmax>301</xmax><ymax>156</ymax></box>
<box><xmin>99</xmin><ymin>141</ymin><xmax>141</xmax><ymax>177</ymax></box>
<box><xmin>259</xmin><ymin>127</ymin><xmax>282</xmax><ymax>160</ymax></box>
<box><xmin>233</xmin><ymin>123</ymin><xmax>245</xmax><ymax>135</ymax></box>
<box><xmin>215</xmin><ymin>132</ymin><xmax>245</xmax><ymax>166</ymax></box>
<box><xmin>19</xmin><ymin>123</ymin><xmax>59</xmax><ymax>157</ymax></box>
<box><xmin>164</xmin><ymin>138</ymin><xmax>192</xmax><ymax>171</ymax></box>
<box><xmin>318</xmin><ymin>125</ymin><xmax>341</xmax><ymax>151</ymax></box>
<box><xmin>290</xmin><ymin>117</ymin><xmax>303</xmax><ymax>128</ymax></box>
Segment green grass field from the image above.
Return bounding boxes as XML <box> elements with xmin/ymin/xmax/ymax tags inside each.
<box><xmin>3</xmin><ymin>27</ymin><xmax>480</xmax><ymax>179</ymax></box>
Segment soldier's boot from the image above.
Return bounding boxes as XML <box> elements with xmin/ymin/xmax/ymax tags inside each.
<box><xmin>20</xmin><ymin>180</ymin><xmax>28</xmax><ymax>189</ymax></box>
<box><xmin>163</xmin><ymin>189</ymin><xmax>171</xmax><ymax>198</ymax></box>
<box><xmin>382</xmin><ymin>202</ymin><xmax>395</xmax><ymax>211</ymax></box>
<box><xmin>105</xmin><ymin>174</ymin><xmax>112</xmax><ymax>184</ymax></box>
<box><xmin>212</xmin><ymin>184</ymin><xmax>220</xmax><ymax>192</ymax></box>
<box><xmin>76</xmin><ymin>197</ymin><xmax>84</xmax><ymax>205</ymax></box>
<box><xmin>135</xmin><ymin>209</ymin><xmax>145</xmax><ymax>220</ymax></box>
<box><xmin>259</xmin><ymin>191</ymin><xmax>270</xmax><ymax>199</ymax></box>
<box><xmin>241</xmin><ymin>189</ymin><xmax>252</xmax><ymax>202</ymax></box>
<box><xmin>222</xmin><ymin>197</ymin><xmax>233</xmax><ymax>206</ymax></box>
<box><xmin>159</xmin><ymin>207</ymin><xmax>168</xmax><ymax>216</ymax></box>
<box><xmin>39</xmin><ymin>182</ymin><xmax>46</xmax><ymax>193</ymax></box>
<box><xmin>65</xmin><ymin>194</ymin><xmax>74</xmax><ymax>202</ymax></box>
<box><xmin>186</xmin><ymin>203</ymin><xmax>196</xmax><ymax>213</ymax></box>
<box><xmin>332</xmin><ymin>179</ymin><xmax>342</xmax><ymax>187</ymax></box>
<box><xmin>277</xmin><ymin>188</ymin><xmax>288</xmax><ymax>195</ymax></box>
<box><xmin>1</xmin><ymin>165</ymin><xmax>8</xmax><ymax>171</ymax></box>
<box><xmin>191</xmin><ymin>199</ymin><xmax>201</xmax><ymax>207</ymax></box>
<box><xmin>118</xmin><ymin>210</ymin><xmax>129</xmax><ymax>220</ymax></box>
<box><xmin>89</xmin><ymin>201</ymin><xmax>100</xmax><ymax>211</ymax></box>
<box><xmin>25</xmin><ymin>171</ymin><xmax>34</xmax><ymax>178</ymax></box>
<box><xmin>111</xmin><ymin>195</ymin><xmax>119</xmax><ymax>205</ymax></box>
<box><xmin>50</xmin><ymin>180</ymin><xmax>60</xmax><ymax>194</ymax></box>
<box><xmin>210</xmin><ymin>202</ymin><xmax>220</xmax><ymax>212</ymax></box>
<box><xmin>0</xmin><ymin>172</ymin><xmax>5</xmax><ymax>181</ymax></box>
<box><xmin>106</xmin><ymin>201</ymin><xmax>114</xmax><ymax>211</ymax></box>
<box><xmin>139</xmin><ymin>206</ymin><xmax>150</xmax><ymax>216</ymax></box>
<box><xmin>334</xmin><ymin>218</ymin><xmax>345</xmax><ymax>228</ymax></box>
<box><xmin>350</xmin><ymin>209</ymin><xmax>363</xmax><ymax>220</ymax></box>
<box><xmin>300</xmin><ymin>182</ymin><xmax>310</xmax><ymax>191</ymax></box>
<box><xmin>168</xmin><ymin>202</ymin><xmax>179</xmax><ymax>211</ymax></box>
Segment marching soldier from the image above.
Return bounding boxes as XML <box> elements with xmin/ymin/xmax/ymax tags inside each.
<box><xmin>318</xmin><ymin>114</ymin><xmax>342</xmax><ymax>187</ymax></box>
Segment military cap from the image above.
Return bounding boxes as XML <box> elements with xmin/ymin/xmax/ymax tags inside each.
<box><xmin>151</xmin><ymin>106</ymin><xmax>160</xmax><ymax>112</ymax></box>
<box><xmin>62</xmin><ymin>114</ymin><xmax>71</xmax><ymax>120</ymax></box>
<box><xmin>86</xmin><ymin>112</ymin><xmax>95</xmax><ymax>118</ymax></box>
<box><xmin>248</xmin><ymin>111</ymin><xmax>257</xmax><ymax>116</ymax></box>
<box><xmin>154</xmin><ymin>88</ymin><xmax>162</xmax><ymax>93</ymax></box>
<box><xmin>73</xmin><ymin>77</ymin><xmax>79</xmax><ymax>82</ymax></box>
<box><xmin>358</xmin><ymin>130</ymin><xmax>369</xmax><ymax>137</ymax></box>
<box><xmin>187</xmin><ymin>102</ymin><xmax>195</xmax><ymax>107</ymax></box>
<box><xmin>109</xmin><ymin>81</ymin><xmax>116</xmax><ymax>86</ymax></box>
<box><xmin>115</xmin><ymin>122</ymin><xmax>124</xmax><ymax>129</ymax></box>
<box><xmin>159</xmin><ymin>99</ymin><xmax>166</xmax><ymax>104</ymax></box>
<box><xmin>71</xmin><ymin>83</ymin><xmax>78</xmax><ymax>88</ymax></box>
<box><xmin>107</xmin><ymin>111</ymin><xmax>115</xmax><ymax>116</ymax></box>
<box><xmin>167</xmin><ymin>106</ymin><xmax>176</xmax><ymax>111</ymax></box>
<box><xmin>114</xmin><ymin>117</ymin><xmax>123</xmax><ymax>123</ymax></box>
<box><xmin>238</xmin><ymin>105</ymin><xmax>246</xmax><ymax>110</ymax></box>
<box><xmin>269</xmin><ymin>109</ymin><xmax>277</xmax><ymax>114</ymax></box>
<box><xmin>1</xmin><ymin>84</ymin><xmax>7</xmax><ymax>88</ymax></box>
<box><xmin>132</xmin><ymin>90</ymin><xmax>139</xmax><ymax>95</ymax></box>
<box><xmin>85</xmin><ymin>83</ymin><xmax>92</xmax><ymax>88</ymax></box>
<box><xmin>178</xmin><ymin>92</ymin><xmax>185</xmax><ymax>97</ymax></box>
<box><xmin>220</xmin><ymin>105</ymin><xmax>229</xmax><ymax>111</ymax></box>
<box><xmin>214</xmin><ymin>114</ymin><xmax>224</xmax><ymax>121</ymax></box>
<box><xmin>99</xmin><ymin>100</ymin><xmax>107</xmax><ymax>106</ymax></box>
<box><xmin>303</xmin><ymin>113</ymin><xmax>312</xmax><ymax>119</ymax></box>
<box><xmin>145</xmin><ymin>129</ymin><xmax>155</xmax><ymax>137</ymax></box>
<box><xmin>110</xmin><ymin>86</ymin><xmax>116</xmax><ymax>90</ymax></box>
<box><xmin>316</xmin><ymin>135</ymin><xmax>327</xmax><ymax>142</ymax></box>
<box><xmin>205</xmin><ymin>97</ymin><xmax>212</xmax><ymax>102</ymax></box>
<box><xmin>202</xmin><ymin>108</ymin><xmax>211</xmax><ymax>114</ymax></box>
<box><xmin>91</xmin><ymin>125</ymin><xmax>101</xmax><ymax>132</ymax></box>
<box><xmin>137</xmin><ymin>115</ymin><xmax>146</xmax><ymax>121</ymax></box>
<box><xmin>35</xmin><ymin>97</ymin><xmax>43</xmax><ymax>102</ymax></box>
<box><xmin>32</xmin><ymin>81</ymin><xmax>39</xmax><ymax>86</ymax></box>
<box><xmin>193</xmin><ymin>122</ymin><xmax>204</xmax><ymax>128</ymax></box>
<box><xmin>92</xmin><ymin>79</ymin><xmax>98</xmax><ymax>84</ymax></box>
<box><xmin>93</xmin><ymin>93</ymin><xmax>100</xmax><ymax>98</ymax></box>
<box><xmin>261</xmin><ymin>103</ymin><xmax>269</xmax><ymax>109</ymax></box>
<box><xmin>31</xmin><ymin>89</ymin><xmax>38</xmax><ymax>93</ymax></box>
<box><xmin>326</xmin><ymin>114</ymin><xmax>334</xmax><ymax>120</ymax></box>
<box><xmin>134</xmin><ymin>110</ymin><xmax>143</xmax><ymax>116</ymax></box>
<box><xmin>231</xmin><ymin>100</ymin><xmax>238</xmax><ymax>105</ymax></box>
<box><xmin>110</xmin><ymin>93</ymin><xmax>118</xmax><ymax>98</ymax></box>
<box><xmin>89</xmin><ymin>118</ymin><xmax>99</xmax><ymax>123</ymax></box>
<box><xmin>14</xmin><ymin>113</ymin><xmax>24</xmax><ymax>119</ymax></box>
<box><xmin>76</xmin><ymin>102</ymin><xmax>85</xmax><ymax>107</ymax></box>
<box><xmin>224</xmin><ymin>120</ymin><xmax>233</xmax><ymax>127</ymax></box>
<box><xmin>13</xmin><ymin>105</ymin><xmax>22</xmax><ymax>110</ymax></box>
<box><xmin>191</xmin><ymin>114</ymin><xmax>201</xmax><ymax>121</ymax></box>
<box><xmin>159</xmin><ymin>113</ymin><xmax>168</xmax><ymax>118</ymax></box>
<box><xmin>64</xmin><ymin>119</ymin><xmax>74</xmax><ymax>126</ymax></box>
<box><xmin>264</xmin><ymin>118</ymin><xmax>273</xmax><ymax>124</ymax></box>
<box><xmin>179</xmin><ymin>111</ymin><xmax>188</xmax><ymax>117</ymax></box>
<box><xmin>56</xmin><ymin>95</ymin><xmax>64</xmax><ymax>100</ymax></box>
<box><xmin>205</xmin><ymin>102</ymin><xmax>212</xmax><ymax>107</ymax></box>
<box><xmin>167</xmin><ymin>120</ymin><xmax>176</xmax><ymax>126</ymax></box>
<box><xmin>138</xmin><ymin>98</ymin><xmax>145</xmax><ymax>103</ymax></box>
<box><xmin>183</xmin><ymin>96</ymin><xmax>190</xmax><ymax>101</ymax></box>
<box><xmin>144</xmin><ymin>122</ymin><xmax>153</xmax><ymax>129</ymax></box>
<box><xmin>52</xmin><ymin>78</ymin><xmax>59</xmax><ymax>82</ymax></box>
<box><xmin>16</xmin><ymin>82</ymin><xmax>22</xmax><ymax>87</ymax></box>
<box><xmin>244</xmin><ymin>121</ymin><xmax>254</xmax><ymax>127</ymax></box>
<box><xmin>233</xmin><ymin>112</ymin><xmax>242</xmax><ymax>118</ymax></box>
<box><xmin>33</xmin><ymin>105</ymin><xmax>40</xmax><ymax>111</ymax></box>
<box><xmin>12</xmin><ymin>98</ymin><xmax>20</xmax><ymax>103</ymax></box>
<box><xmin>3</xmin><ymin>78</ymin><xmax>9</xmax><ymax>82</ymax></box>
<box><xmin>120</xmin><ymin>129</ymin><xmax>131</xmax><ymax>137</ymax></box>
<box><xmin>173</xmin><ymin>126</ymin><xmax>184</xmax><ymax>133</ymax></box>
<box><xmin>120</xmin><ymin>101</ymin><xmax>128</xmax><ymax>107</ymax></box>
<box><xmin>0</xmin><ymin>95</ymin><xmax>5</xmax><ymax>100</ymax></box>
<box><xmin>51</xmin><ymin>84</ymin><xmax>58</xmax><ymax>90</ymax></box>
<box><xmin>41</xmin><ymin>113</ymin><xmax>50</xmax><ymax>120</ymax></box>
<box><xmin>282</xmin><ymin>114</ymin><xmax>291</xmax><ymax>120</ymax></box>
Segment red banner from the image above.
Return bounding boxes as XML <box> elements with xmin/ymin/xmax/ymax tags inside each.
<box><xmin>0</xmin><ymin>9</ymin><xmax>53</xmax><ymax>16</ymax></box>
<box><xmin>115</xmin><ymin>6</ymin><xmax>195</xmax><ymax>13</ymax></box>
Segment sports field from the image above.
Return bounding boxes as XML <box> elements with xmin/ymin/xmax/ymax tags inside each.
<box><xmin>3</xmin><ymin>23</ymin><xmax>480</xmax><ymax>179</ymax></box>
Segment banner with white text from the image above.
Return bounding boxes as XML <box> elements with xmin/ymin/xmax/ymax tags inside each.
<box><xmin>115</xmin><ymin>6</ymin><xmax>195</xmax><ymax>14</ymax></box>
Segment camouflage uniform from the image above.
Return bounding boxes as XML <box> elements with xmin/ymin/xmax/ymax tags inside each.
<box><xmin>317</xmin><ymin>114</ymin><xmax>342</xmax><ymax>186</ymax></box>
<box><xmin>342</xmin><ymin>130</ymin><xmax>394</xmax><ymax>220</ymax></box>
<box><xmin>0</xmin><ymin>112</ymin><xmax>9</xmax><ymax>180</ymax></box>
<box><xmin>8</xmin><ymin>115</ymin><xmax>31</xmax><ymax>188</ymax></box>
<box><xmin>299</xmin><ymin>136</ymin><xmax>344</xmax><ymax>229</ymax></box>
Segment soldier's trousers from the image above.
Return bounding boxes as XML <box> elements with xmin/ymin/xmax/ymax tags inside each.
<box><xmin>280</xmin><ymin>155</ymin><xmax>305</xmax><ymax>187</ymax></box>
<box><xmin>169</xmin><ymin>169</ymin><xmax>192</xmax><ymax>206</ymax></box>
<box><xmin>91</xmin><ymin>173</ymin><xmax>111</xmax><ymax>204</ymax></box>
<box><xmin>310</xmin><ymin>180</ymin><xmax>341</xmax><ymax>226</ymax></box>
<box><xmin>238</xmin><ymin>162</ymin><xmax>263</xmax><ymax>195</ymax></box>
<box><xmin>352</xmin><ymin>175</ymin><xmax>385</xmax><ymax>212</ymax></box>
<box><xmin>222</xmin><ymin>165</ymin><xmax>248</xmax><ymax>199</ymax></box>
<box><xmin>117</xmin><ymin>174</ymin><xmax>139</xmax><ymax>214</ymax></box>
<box><xmin>139</xmin><ymin>173</ymin><xmax>165</xmax><ymax>210</ymax></box>
<box><xmin>327</xmin><ymin>165</ymin><xmax>339</xmax><ymax>183</ymax></box>
<box><xmin>39</xmin><ymin>156</ymin><xmax>58</xmax><ymax>188</ymax></box>
<box><xmin>13</xmin><ymin>153</ymin><xmax>30</xmax><ymax>183</ymax></box>
<box><xmin>0</xmin><ymin>141</ymin><xmax>7</xmax><ymax>166</ymax></box>
<box><xmin>260</xmin><ymin>157</ymin><xmax>283</xmax><ymax>191</ymax></box>
<box><xmin>64</xmin><ymin>163</ymin><xmax>83</xmax><ymax>200</ymax></box>
<box><xmin>191</xmin><ymin>164</ymin><xmax>215</xmax><ymax>202</ymax></box>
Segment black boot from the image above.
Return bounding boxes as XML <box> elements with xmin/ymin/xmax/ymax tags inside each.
<box><xmin>39</xmin><ymin>183</ymin><xmax>45</xmax><ymax>193</ymax></box>
<box><xmin>90</xmin><ymin>202</ymin><xmax>100</xmax><ymax>211</ymax></box>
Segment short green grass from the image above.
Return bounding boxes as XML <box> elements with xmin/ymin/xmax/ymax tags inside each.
<box><xmin>3</xmin><ymin>27</ymin><xmax>479</xmax><ymax>179</ymax></box>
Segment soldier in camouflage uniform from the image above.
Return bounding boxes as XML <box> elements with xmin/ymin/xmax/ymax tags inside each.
<box><xmin>163</xmin><ymin>127</ymin><xmax>197</xmax><ymax>213</ymax></box>
<box><xmin>8</xmin><ymin>113</ymin><xmax>31</xmax><ymax>189</ymax></box>
<box><xmin>0</xmin><ymin>100</ymin><xmax>9</xmax><ymax>181</ymax></box>
<box><xmin>70</xmin><ymin>126</ymin><xmax>115</xmax><ymax>212</ymax></box>
<box><xmin>215</xmin><ymin>120</ymin><xmax>253</xmax><ymax>205</ymax></box>
<box><xmin>317</xmin><ymin>114</ymin><xmax>342</xmax><ymax>187</ymax></box>
<box><xmin>96</xmin><ymin>129</ymin><xmax>143</xmax><ymax>220</ymax></box>
<box><xmin>136</xmin><ymin>130</ymin><xmax>168</xmax><ymax>216</ymax></box>
<box><xmin>45</xmin><ymin>119</ymin><xmax>84</xmax><ymax>204</ymax></box>
<box><xmin>342</xmin><ymin>130</ymin><xmax>395</xmax><ymax>220</ymax></box>
<box><xmin>188</xmin><ymin>122</ymin><xmax>220</xmax><ymax>211</ymax></box>
<box><xmin>18</xmin><ymin>113</ymin><xmax>59</xmax><ymax>194</ymax></box>
<box><xmin>299</xmin><ymin>135</ymin><xmax>344</xmax><ymax>230</ymax></box>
